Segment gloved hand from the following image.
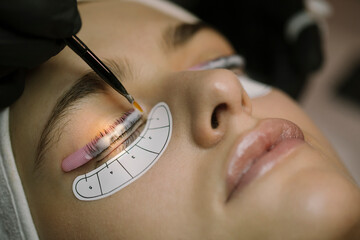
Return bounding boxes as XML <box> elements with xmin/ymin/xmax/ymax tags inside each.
<box><xmin>0</xmin><ymin>0</ymin><xmax>81</xmax><ymax>108</ymax></box>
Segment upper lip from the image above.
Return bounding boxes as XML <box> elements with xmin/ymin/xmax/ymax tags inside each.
<box><xmin>226</xmin><ymin>118</ymin><xmax>305</xmax><ymax>198</ymax></box>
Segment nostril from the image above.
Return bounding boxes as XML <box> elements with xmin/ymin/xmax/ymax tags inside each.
<box><xmin>211</xmin><ymin>103</ymin><xmax>227</xmax><ymax>129</ymax></box>
<box><xmin>211</xmin><ymin>111</ymin><xmax>219</xmax><ymax>129</ymax></box>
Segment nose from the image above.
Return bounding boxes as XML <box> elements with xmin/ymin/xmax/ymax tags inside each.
<box><xmin>166</xmin><ymin>69</ymin><xmax>252</xmax><ymax>148</ymax></box>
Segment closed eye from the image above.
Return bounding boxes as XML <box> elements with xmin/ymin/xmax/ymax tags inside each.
<box><xmin>188</xmin><ymin>54</ymin><xmax>245</xmax><ymax>72</ymax></box>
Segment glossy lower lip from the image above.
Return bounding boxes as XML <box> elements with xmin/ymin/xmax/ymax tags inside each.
<box><xmin>226</xmin><ymin>119</ymin><xmax>305</xmax><ymax>201</ymax></box>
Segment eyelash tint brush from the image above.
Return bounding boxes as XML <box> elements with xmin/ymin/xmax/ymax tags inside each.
<box><xmin>64</xmin><ymin>35</ymin><xmax>143</xmax><ymax>113</ymax></box>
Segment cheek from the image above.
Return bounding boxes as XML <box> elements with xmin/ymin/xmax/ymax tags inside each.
<box><xmin>77</xmin><ymin>147</ymin><xmax>199</xmax><ymax>239</ymax></box>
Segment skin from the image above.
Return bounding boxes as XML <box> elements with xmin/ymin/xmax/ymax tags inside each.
<box><xmin>9</xmin><ymin>1</ymin><xmax>360</xmax><ymax>239</ymax></box>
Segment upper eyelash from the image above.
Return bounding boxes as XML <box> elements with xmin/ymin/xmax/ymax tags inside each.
<box><xmin>96</xmin><ymin>126</ymin><xmax>142</xmax><ymax>162</ymax></box>
<box><xmin>96</xmin><ymin>116</ymin><xmax>141</xmax><ymax>155</ymax></box>
<box><xmin>88</xmin><ymin>110</ymin><xmax>134</xmax><ymax>145</ymax></box>
<box><xmin>85</xmin><ymin>109</ymin><xmax>142</xmax><ymax>158</ymax></box>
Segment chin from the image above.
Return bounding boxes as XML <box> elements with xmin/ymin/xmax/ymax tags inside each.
<box><xmin>283</xmin><ymin>161</ymin><xmax>360</xmax><ymax>239</ymax></box>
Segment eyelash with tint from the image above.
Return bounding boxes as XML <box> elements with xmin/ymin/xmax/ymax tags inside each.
<box><xmin>62</xmin><ymin>109</ymin><xmax>143</xmax><ymax>172</ymax></box>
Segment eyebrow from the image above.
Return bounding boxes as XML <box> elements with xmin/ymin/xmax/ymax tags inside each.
<box><xmin>34</xmin><ymin>21</ymin><xmax>211</xmax><ymax>172</ymax></box>
<box><xmin>162</xmin><ymin>21</ymin><xmax>211</xmax><ymax>50</ymax></box>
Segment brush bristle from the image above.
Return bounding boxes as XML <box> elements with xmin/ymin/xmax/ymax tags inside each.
<box><xmin>133</xmin><ymin>101</ymin><xmax>143</xmax><ymax>113</ymax></box>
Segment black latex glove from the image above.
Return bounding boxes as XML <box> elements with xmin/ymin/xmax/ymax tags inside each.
<box><xmin>0</xmin><ymin>0</ymin><xmax>81</xmax><ymax>108</ymax></box>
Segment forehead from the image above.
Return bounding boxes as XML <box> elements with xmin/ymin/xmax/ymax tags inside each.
<box><xmin>78</xmin><ymin>1</ymin><xmax>181</xmax><ymax>62</ymax></box>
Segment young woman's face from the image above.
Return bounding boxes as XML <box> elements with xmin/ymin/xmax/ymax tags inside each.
<box><xmin>10</xmin><ymin>1</ymin><xmax>360</xmax><ymax>239</ymax></box>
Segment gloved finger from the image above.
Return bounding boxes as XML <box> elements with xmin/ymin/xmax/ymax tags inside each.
<box><xmin>0</xmin><ymin>27</ymin><xmax>65</xmax><ymax>68</ymax></box>
<box><xmin>0</xmin><ymin>69</ymin><xmax>25</xmax><ymax>108</ymax></box>
<box><xmin>0</xmin><ymin>0</ymin><xmax>81</xmax><ymax>39</ymax></box>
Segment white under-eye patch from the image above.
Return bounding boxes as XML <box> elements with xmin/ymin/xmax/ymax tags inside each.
<box><xmin>72</xmin><ymin>102</ymin><xmax>172</xmax><ymax>201</ymax></box>
<box><xmin>238</xmin><ymin>75</ymin><xmax>272</xmax><ymax>99</ymax></box>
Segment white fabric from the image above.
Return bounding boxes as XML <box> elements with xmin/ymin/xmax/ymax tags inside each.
<box><xmin>286</xmin><ymin>0</ymin><xmax>332</xmax><ymax>42</ymax></box>
<box><xmin>285</xmin><ymin>10</ymin><xmax>316</xmax><ymax>42</ymax></box>
<box><xmin>0</xmin><ymin>108</ymin><xmax>39</xmax><ymax>240</ymax></box>
<box><xmin>238</xmin><ymin>75</ymin><xmax>271</xmax><ymax>99</ymax></box>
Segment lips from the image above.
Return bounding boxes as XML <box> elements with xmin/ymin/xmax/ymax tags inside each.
<box><xmin>226</xmin><ymin>119</ymin><xmax>305</xmax><ymax>200</ymax></box>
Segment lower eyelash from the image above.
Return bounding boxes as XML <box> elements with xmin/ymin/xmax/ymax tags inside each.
<box><xmin>190</xmin><ymin>54</ymin><xmax>244</xmax><ymax>71</ymax></box>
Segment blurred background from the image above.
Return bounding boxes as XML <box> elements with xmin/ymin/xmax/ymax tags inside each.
<box><xmin>170</xmin><ymin>0</ymin><xmax>360</xmax><ymax>185</ymax></box>
<box><xmin>301</xmin><ymin>0</ymin><xmax>360</xmax><ymax>185</ymax></box>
